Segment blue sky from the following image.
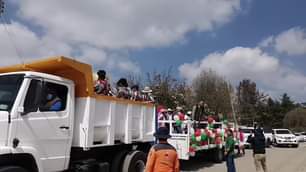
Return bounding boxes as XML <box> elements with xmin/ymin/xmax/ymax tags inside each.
<box><xmin>0</xmin><ymin>0</ymin><xmax>306</xmax><ymax>102</ymax></box>
<box><xmin>131</xmin><ymin>0</ymin><xmax>306</xmax><ymax>73</ymax></box>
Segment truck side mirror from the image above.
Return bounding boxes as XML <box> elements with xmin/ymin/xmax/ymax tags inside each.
<box><xmin>21</xmin><ymin>106</ymin><xmax>37</xmax><ymax>116</ymax></box>
<box><xmin>17</xmin><ymin>107</ymin><xmax>24</xmax><ymax>114</ymax></box>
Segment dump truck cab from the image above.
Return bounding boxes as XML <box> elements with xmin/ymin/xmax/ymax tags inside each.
<box><xmin>0</xmin><ymin>57</ymin><xmax>156</xmax><ymax>172</ymax></box>
<box><xmin>0</xmin><ymin>71</ymin><xmax>75</xmax><ymax>172</ymax></box>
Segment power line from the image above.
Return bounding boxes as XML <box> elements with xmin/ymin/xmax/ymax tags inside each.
<box><xmin>0</xmin><ymin>0</ymin><xmax>25</xmax><ymax>64</ymax></box>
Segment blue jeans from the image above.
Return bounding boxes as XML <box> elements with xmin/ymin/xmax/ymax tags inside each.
<box><xmin>226</xmin><ymin>154</ymin><xmax>236</xmax><ymax>172</ymax></box>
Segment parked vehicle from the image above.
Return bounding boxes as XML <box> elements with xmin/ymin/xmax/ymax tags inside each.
<box><xmin>0</xmin><ymin>57</ymin><xmax>156</xmax><ymax>172</ymax></box>
<box><xmin>300</xmin><ymin>132</ymin><xmax>306</xmax><ymax>142</ymax></box>
<box><xmin>263</xmin><ymin>128</ymin><xmax>273</xmax><ymax>147</ymax></box>
<box><xmin>239</xmin><ymin>126</ymin><xmax>254</xmax><ymax>148</ymax></box>
<box><xmin>272</xmin><ymin>129</ymin><xmax>298</xmax><ymax>147</ymax></box>
<box><xmin>294</xmin><ymin>133</ymin><xmax>304</xmax><ymax>142</ymax></box>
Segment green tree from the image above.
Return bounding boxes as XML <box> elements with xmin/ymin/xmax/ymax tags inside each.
<box><xmin>145</xmin><ymin>68</ymin><xmax>192</xmax><ymax>109</ymax></box>
<box><xmin>192</xmin><ymin>70</ymin><xmax>233</xmax><ymax>118</ymax></box>
<box><xmin>283</xmin><ymin>107</ymin><xmax>306</xmax><ymax>132</ymax></box>
<box><xmin>237</xmin><ymin>79</ymin><xmax>259</xmax><ymax>125</ymax></box>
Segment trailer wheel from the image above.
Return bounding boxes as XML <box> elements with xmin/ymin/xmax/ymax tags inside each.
<box><xmin>111</xmin><ymin>150</ymin><xmax>128</xmax><ymax>172</ymax></box>
<box><xmin>122</xmin><ymin>151</ymin><xmax>146</xmax><ymax>172</ymax></box>
<box><xmin>0</xmin><ymin>166</ymin><xmax>28</xmax><ymax>172</ymax></box>
<box><xmin>214</xmin><ymin>148</ymin><xmax>224</xmax><ymax>163</ymax></box>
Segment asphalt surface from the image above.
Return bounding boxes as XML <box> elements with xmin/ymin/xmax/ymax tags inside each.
<box><xmin>181</xmin><ymin>143</ymin><xmax>306</xmax><ymax>172</ymax></box>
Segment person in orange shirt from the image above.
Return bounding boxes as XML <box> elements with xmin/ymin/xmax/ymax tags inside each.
<box><xmin>145</xmin><ymin>127</ymin><xmax>180</xmax><ymax>172</ymax></box>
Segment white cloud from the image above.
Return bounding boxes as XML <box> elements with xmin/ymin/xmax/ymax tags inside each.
<box><xmin>260</xmin><ymin>27</ymin><xmax>306</xmax><ymax>56</ymax></box>
<box><xmin>1</xmin><ymin>0</ymin><xmax>242</xmax><ymax>74</ymax></box>
<box><xmin>0</xmin><ymin>22</ymin><xmax>139</xmax><ymax>74</ymax></box>
<box><xmin>258</xmin><ymin>36</ymin><xmax>274</xmax><ymax>48</ymax></box>
<box><xmin>179</xmin><ymin>47</ymin><xmax>306</xmax><ymax>101</ymax></box>
<box><xmin>0</xmin><ymin>22</ymin><xmax>71</xmax><ymax>65</ymax></box>
<box><xmin>274</xmin><ymin>27</ymin><xmax>306</xmax><ymax>55</ymax></box>
<box><xmin>15</xmin><ymin>0</ymin><xmax>241</xmax><ymax>49</ymax></box>
<box><xmin>77</xmin><ymin>46</ymin><xmax>140</xmax><ymax>74</ymax></box>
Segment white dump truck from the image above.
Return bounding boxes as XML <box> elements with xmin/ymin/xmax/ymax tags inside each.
<box><xmin>0</xmin><ymin>57</ymin><xmax>156</xmax><ymax>172</ymax></box>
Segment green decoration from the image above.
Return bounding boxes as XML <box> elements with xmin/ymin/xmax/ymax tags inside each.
<box><xmin>176</xmin><ymin>120</ymin><xmax>182</xmax><ymax>126</ymax></box>
<box><xmin>191</xmin><ymin>144</ymin><xmax>198</xmax><ymax>149</ymax></box>
<box><xmin>191</xmin><ymin>135</ymin><xmax>196</xmax><ymax>142</ymax></box>
<box><xmin>208</xmin><ymin>124</ymin><xmax>213</xmax><ymax>129</ymax></box>
<box><xmin>201</xmin><ymin>134</ymin><xmax>207</xmax><ymax>141</ymax></box>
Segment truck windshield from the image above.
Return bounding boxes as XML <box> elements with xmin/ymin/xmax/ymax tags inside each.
<box><xmin>0</xmin><ymin>74</ymin><xmax>24</xmax><ymax>112</ymax></box>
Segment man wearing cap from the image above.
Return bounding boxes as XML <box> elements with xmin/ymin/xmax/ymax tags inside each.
<box><xmin>145</xmin><ymin>127</ymin><xmax>180</xmax><ymax>172</ymax></box>
<box><xmin>142</xmin><ymin>86</ymin><xmax>155</xmax><ymax>103</ymax></box>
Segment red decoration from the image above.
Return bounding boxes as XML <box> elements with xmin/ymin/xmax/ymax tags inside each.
<box><xmin>205</xmin><ymin>129</ymin><xmax>211</xmax><ymax>137</ymax></box>
<box><xmin>189</xmin><ymin>147</ymin><xmax>195</xmax><ymax>153</ymax></box>
<box><xmin>195</xmin><ymin>129</ymin><xmax>201</xmax><ymax>137</ymax></box>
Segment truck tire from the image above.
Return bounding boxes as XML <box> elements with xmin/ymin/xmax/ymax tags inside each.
<box><xmin>111</xmin><ymin>150</ymin><xmax>128</xmax><ymax>172</ymax></box>
<box><xmin>0</xmin><ymin>166</ymin><xmax>28</xmax><ymax>172</ymax></box>
<box><xmin>213</xmin><ymin>148</ymin><xmax>224</xmax><ymax>163</ymax></box>
<box><xmin>122</xmin><ymin>151</ymin><xmax>146</xmax><ymax>172</ymax></box>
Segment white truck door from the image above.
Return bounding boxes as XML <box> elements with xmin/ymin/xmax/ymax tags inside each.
<box><xmin>0</xmin><ymin>74</ymin><xmax>24</xmax><ymax>146</ymax></box>
<box><xmin>15</xmin><ymin>79</ymin><xmax>72</xmax><ymax>172</ymax></box>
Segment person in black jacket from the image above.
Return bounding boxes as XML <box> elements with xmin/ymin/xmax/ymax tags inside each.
<box><xmin>247</xmin><ymin>127</ymin><xmax>267</xmax><ymax>172</ymax></box>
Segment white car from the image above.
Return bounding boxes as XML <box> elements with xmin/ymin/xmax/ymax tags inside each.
<box><xmin>240</xmin><ymin>127</ymin><xmax>254</xmax><ymax>148</ymax></box>
<box><xmin>263</xmin><ymin>128</ymin><xmax>273</xmax><ymax>147</ymax></box>
<box><xmin>294</xmin><ymin>133</ymin><xmax>304</xmax><ymax>142</ymax></box>
<box><xmin>272</xmin><ymin>129</ymin><xmax>298</xmax><ymax>147</ymax></box>
<box><xmin>300</xmin><ymin>132</ymin><xmax>306</xmax><ymax>142</ymax></box>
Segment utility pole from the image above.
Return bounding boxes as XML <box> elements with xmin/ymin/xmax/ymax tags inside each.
<box><xmin>228</xmin><ymin>81</ymin><xmax>238</xmax><ymax>129</ymax></box>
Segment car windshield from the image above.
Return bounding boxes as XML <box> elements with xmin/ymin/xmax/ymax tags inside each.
<box><xmin>264</xmin><ymin>128</ymin><xmax>272</xmax><ymax>133</ymax></box>
<box><xmin>241</xmin><ymin>128</ymin><xmax>253</xmax><ymax>133</ymax></box>
<box><xmin>276</xmin><ymin>130</ymin><xmax>291</xmax><ymax>134</ymax></box>
<box><xmin>0</xmin><ymin>74</ymin><xmax>24</xmax><ymax>112</ymax></box>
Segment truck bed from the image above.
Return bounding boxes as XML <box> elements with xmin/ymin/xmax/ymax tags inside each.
<box><xmin>73</xmin><ymin>96</ymin><xmax>155</xmax><ymax>149</ymax></box>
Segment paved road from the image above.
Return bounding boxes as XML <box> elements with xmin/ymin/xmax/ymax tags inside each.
<box><xmin>181</xmin><ymin>143</ymin><xmax>306</xmax><ymax>172</ymax></box>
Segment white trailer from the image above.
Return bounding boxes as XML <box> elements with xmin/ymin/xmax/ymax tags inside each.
<box><xmin>0</xmin><ymin>57</ymin><xmax>156</xmax><ymax>172</ymax></box>
<box><xmin>159</xmin><ymin>120</ymin><xmax>225</xmax><ymax>163</ymax></box>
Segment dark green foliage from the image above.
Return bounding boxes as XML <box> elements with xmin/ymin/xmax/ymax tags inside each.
<box><xmin>284</xmin><ymin>108</ymin><xmax>306</xmax><ymax>132</ymax></box>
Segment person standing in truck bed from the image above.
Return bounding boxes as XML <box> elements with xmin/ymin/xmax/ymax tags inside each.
<box><xmin>145</xmin><ymin>127</ymin><xmax>179</xmax><ymax>172</ymax></box>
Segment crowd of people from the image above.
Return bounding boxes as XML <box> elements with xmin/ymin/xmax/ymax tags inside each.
<box><xmin>94</xmin><ymin>70</ymin><xmax>154</xmax><ymax>103</ymax></box>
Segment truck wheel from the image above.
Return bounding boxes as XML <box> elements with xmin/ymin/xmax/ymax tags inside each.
<box><xmin>111</xmin><ymin>150</ymin><xmax>128</xmax><ymax>172</ymax></box>
<box><xmin>0</xmin><ymin>166</ymin><xmax>28</xmax><ymax>172</ymax></box>
<box><xmin>122</xmin><ymin>151</ymin><xmax>146</xmax><ymax>172</ymax></box>
<box><xmin>213</xmin><ymin>148</ymin><xmax>224</xmax><ymax>163</ymax></box>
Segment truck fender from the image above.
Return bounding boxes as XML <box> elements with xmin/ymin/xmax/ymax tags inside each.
<box><xmin>0</xmin><ymin>146</ymin><xmax>43</xmax><ymax>172</ymax></box>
